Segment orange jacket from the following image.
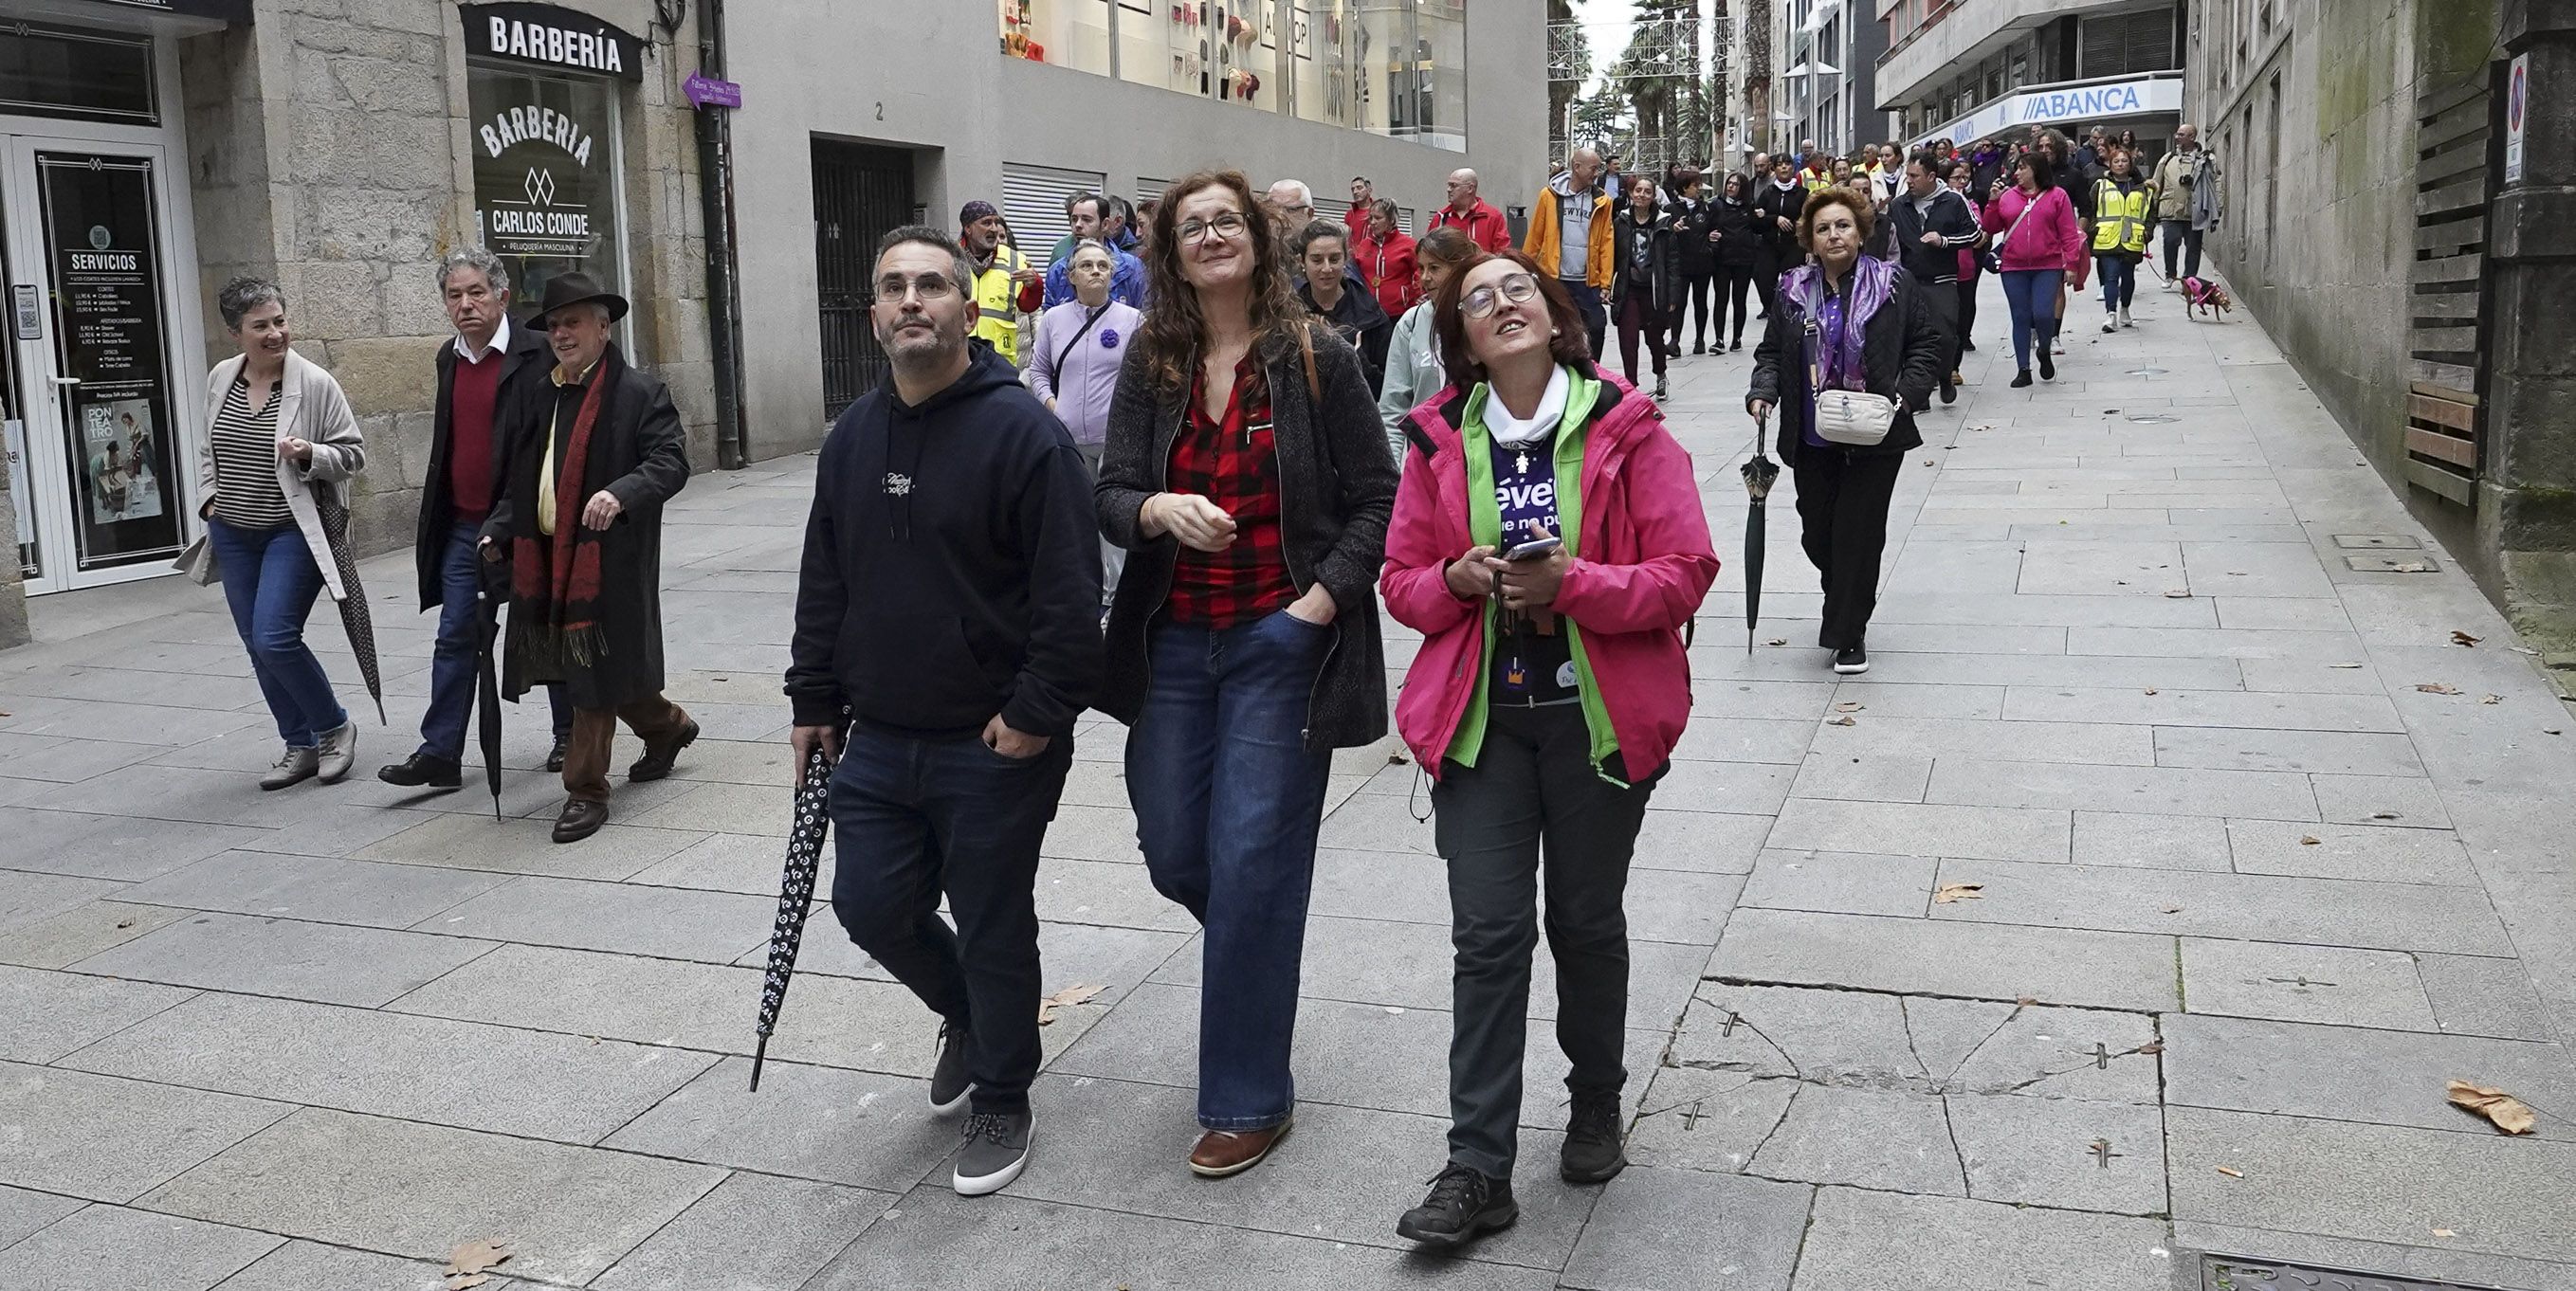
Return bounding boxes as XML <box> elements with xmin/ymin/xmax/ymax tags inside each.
<box><xmin>1524</xmin><ymin>183</ymin><xmax>1615</xmax><ymax>290</ymax></box>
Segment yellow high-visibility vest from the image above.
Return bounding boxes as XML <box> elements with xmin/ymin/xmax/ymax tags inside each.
<box><xmin>969</xmin><ymin>244</ymin><xmax>1027</xmax><ymax>364</ymax></box>
<box><xmin>2092</xmin><ymin>179</ymin><xmax>2152</xmax><ymax>255</ymax></box>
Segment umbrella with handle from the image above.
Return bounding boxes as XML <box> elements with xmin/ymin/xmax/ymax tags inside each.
<box><xmin>313</xmin><ymin>497</ymin><xmax>385</xmax><ymax>722</ymax></box>
<box><xmin>1742</xmin><ymin>411</ymin><xmax>1780</xmax><ymax>653</ymax></box>
<box><xmin>750</xmin><ymin>741</ymin><xmax>835</xmax><ymax>1092</ymax></box>
<box><xmin>472</xmin><ymin>578</ymin><xmax>506</xmax><ymax>821</ymax></box>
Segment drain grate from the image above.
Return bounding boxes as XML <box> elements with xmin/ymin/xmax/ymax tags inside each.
<box><xmin>2335</xmin><ymin>534</ymin><xmax>2423</xmax><ymax>550</ymax></box>
<box><xmin>2204</xmin><ymin>1253</ymin><xmax>2509</xmax><ymax>1290</ymax></box>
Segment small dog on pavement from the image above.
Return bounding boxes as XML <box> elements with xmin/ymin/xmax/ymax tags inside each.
<box><xmin>2180</xmin><ymin>276</ymin><xmax>2233</xmax><ymax>321</ymax></box>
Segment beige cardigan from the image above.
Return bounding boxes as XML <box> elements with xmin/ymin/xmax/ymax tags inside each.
<box><xmin>186</xmin><ymin>348</ymin><xmax>367</xmax><ymax>600</ymax></box>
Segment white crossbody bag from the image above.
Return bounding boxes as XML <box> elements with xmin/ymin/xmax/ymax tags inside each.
<box><xmin>1804</xmin><ymin>300</ymin><xmax>1896</xmax><ymax>447</ymax></box>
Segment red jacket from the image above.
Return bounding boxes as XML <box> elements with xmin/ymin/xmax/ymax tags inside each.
<box><xmin>1357</xmin><ymin>229</ymin><xmax>1420</xmax><ymax>318</ymax></box>
<box><xmin>1343</xmin><ymin>202</ymin><xmax>1371</xmax><ymax>243</ymax></box>
<box><xmin>1431</xmin><ymin>198</ymin><xmax>1512</xmax><ymax>253</ymax></box>
<box><xmin>1385</xmin><ymin>368</ymin><xmax>1718</xmax><ymax>782</ymax></box>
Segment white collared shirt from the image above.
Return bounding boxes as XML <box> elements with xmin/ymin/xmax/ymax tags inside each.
<box><xmin>453</xmin><ymin>314</ymin><xmax>513</xmax><ymax>366</ymax></box>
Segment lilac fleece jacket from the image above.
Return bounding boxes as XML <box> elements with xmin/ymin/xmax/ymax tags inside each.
<box><xmin>1026</xmin><ymin>300</ymin><xmax>1142</xmax><ymax>446</ymax></box>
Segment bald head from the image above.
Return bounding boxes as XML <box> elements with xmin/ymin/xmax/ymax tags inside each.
<box><xmin>1444</xmin><ymin>168</ymin><xmax>1479</xmax><ymax>210</ymax></box>
<box><xmin>1568</xmin><ymin>148</ymin><xmax>1601</xmax><ymax>189</ymax></box>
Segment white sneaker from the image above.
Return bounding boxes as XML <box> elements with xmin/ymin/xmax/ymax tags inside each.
<box><xmin>2164</xmin><ymin>278</ymin><xmax>2178</xmax><ymax>292</ymax></box>
<box><xmin>2119</xmin><ymin>305</ymin><xmax>2133</xmax><ymax>328</ymax></box>
<box><xmin>2101</xmin><ymin>315</ymin><xmax>2116</xmax><ymax>334</ymax></box>
<box><xmin>315</xmin><ymin>720</ymin><xmax>358</xmax><ymax>784</ymax></box>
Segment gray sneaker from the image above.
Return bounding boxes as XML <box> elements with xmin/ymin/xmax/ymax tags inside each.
<box><xmin>260</xmin><ymin>746</ymin><xmax>320</xmax><ymax>791</ymax></box>
<box><xmin>928</xmin><ymin>1021</ymin><xmax>972</xmax><ymax>1113</ymax></box>
<box><xmin>314</xmin><ymin>720</ymin><xmax>358</xmax><ymax>784</ymax></box>
<box><xmin>952</xmin><ymin>1108</ymin><xmax>1032</xmax><ymax>1196</ymax></box>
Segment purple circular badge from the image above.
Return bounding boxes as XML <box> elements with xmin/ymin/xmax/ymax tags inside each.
<box><xmin>1100</xmin><ymin>328</ymin><xmax>1121</xmax><ymax>349</ymax></box>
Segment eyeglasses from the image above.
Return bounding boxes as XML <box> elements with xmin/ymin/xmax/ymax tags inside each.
<box><xmin>1461</xmin><ymin>274</ymin><xmax>1541</xmax><ymax>320</ymax></box>
<box><xmin>1176</xmin><ymin>212</ymin><xmax>1250</xmax><ymax>245</ymax></box>
<box><xmin>873</xmin><ymin>273</ymin><xmax>959</xmax><ymax>302</ymax></box>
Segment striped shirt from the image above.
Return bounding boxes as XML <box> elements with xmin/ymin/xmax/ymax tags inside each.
<box><xmin>210</xmin><ymin>375</ymin><xmax>291</xmax><ymax>528</ymax></box>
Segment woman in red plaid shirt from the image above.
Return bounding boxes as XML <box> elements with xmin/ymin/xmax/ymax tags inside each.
<box><xmin>1094</xmin><ymin>171</ymin><xmax>1399</xmax><ymax>1181</ymax></box>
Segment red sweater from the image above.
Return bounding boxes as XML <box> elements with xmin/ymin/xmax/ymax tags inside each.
<box><xmin>447</xmin><ymin>350</ymin><xmax>503</xmax><ymax>520</ymax></box>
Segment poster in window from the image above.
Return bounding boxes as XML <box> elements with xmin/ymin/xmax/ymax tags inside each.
<box><xmin>466</xmin><ymin>64</ymin><xmax>626</xmax><ymax>323</ymax></box>
<box><xmin>40</xmin><ymin>153</ymin><xmax>182</xmax><ymax>570</ymax></box>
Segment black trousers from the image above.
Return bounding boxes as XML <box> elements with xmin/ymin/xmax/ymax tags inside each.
<box><xmin>1433</xmin><ymin>701</ymin><xmax>1656</xmax><ymax>1179</ymax></box>
<box><xmin>1674</xmin><ymin>270</ymin><xmax>1714</xmax><ymax>348</ymax></box>
<box><xmin>1752</xmin><ymin>255</ymin><xmax>1781</xmax><ymax>315</ymax></box>
<box><xmin>1956</xmin><ymin>279</ymin><xmax>1981</xmax><ymax>354</ymax></box>
<box><xmin>1917</xmin><ymin>281</ymin><xmax>1961</xmax><ymax>402</ymax></box>
<box><xmin>1614</xmin><ymin>291</ymin><xmax>1669</xmax><ymax>385</ymax></box>
<box><xmin>829</xmin><ymin>725</ymin><xmax>1073</xmax><ymax>1115</ymax></box>
<box><xmin>1715</xmin><ymin>266</ymin><xmax>1756</xmax><ymax>344</ymax></box>
<box><xmin>1793</xmin><ymin>446</ymin><xmax>1903</xmax><ymax>652</ymax></box>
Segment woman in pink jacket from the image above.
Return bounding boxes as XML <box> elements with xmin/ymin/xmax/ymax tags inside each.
<box><xmin>1978</xmin><ymin>151</ymin><xmax>2086</xmax><ymax>387</ymax></box>
<box><xmin>1381</xmin><ymin>249</ymin><xmax>1718</xmax><ymax>1249</ymax></box>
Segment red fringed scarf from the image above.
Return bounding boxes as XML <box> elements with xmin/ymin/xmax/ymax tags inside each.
<box><xmin>511</xmin><ymin>355</ymin><xmax>613</xmax><ymax>672</ymax></box>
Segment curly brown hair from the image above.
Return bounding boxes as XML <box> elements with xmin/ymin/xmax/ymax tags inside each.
<box><xmin>1797</xmin><ymin>188</ymin><xmax>1875</xmax><ymax>250</ymax></box>
<box><xmin>1133</xmin><ymin>170</ymin><xmax>1311</xmax><ymax>396</ymax></box>
<box><xmin>1430</xmin><ymin>250</ymin><xmax>1594</xmax><ymax>394</ymax></box>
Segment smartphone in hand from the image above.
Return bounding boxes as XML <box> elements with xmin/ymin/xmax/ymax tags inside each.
<box><xmin>1502</xmin><ymin>536</ymin><xmax>1562</xmax><ymax>562</ymax></box>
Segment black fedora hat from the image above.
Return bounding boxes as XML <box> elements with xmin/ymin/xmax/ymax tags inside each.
<box><xmin>529</xmin><ymin>271</ymin><xmax>630</xmax><ymax>330</ymax></box>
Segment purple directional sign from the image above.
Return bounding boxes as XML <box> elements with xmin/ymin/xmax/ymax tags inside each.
<box><xmin>684</xmin><ymin>73</ymin><xmax>741</xmax><ymax>109</ymax></box>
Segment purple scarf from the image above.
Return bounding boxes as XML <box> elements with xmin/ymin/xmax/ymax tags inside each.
<box><xmin>1781</xmin><ymin>257</ymin><xmax>1896</xmax><ymax>447</ymax></box>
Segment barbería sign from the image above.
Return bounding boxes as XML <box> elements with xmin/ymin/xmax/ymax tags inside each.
<box><xmin>462</xmin><ymin>3</ymin><xmax>645</xmax><ymax>82</ymax></box>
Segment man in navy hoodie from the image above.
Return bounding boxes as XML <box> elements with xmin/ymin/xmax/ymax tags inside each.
<box><xmin>786</xmin><ymin>226</ymin><xmax>1103</xmax><ymax>1198</ymax></box>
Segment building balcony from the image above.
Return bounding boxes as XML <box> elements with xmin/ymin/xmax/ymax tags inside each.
<box><xmin>1876</xmin><ymin>0</ymin><xmax>2162</xmax><ymax>104</ymax></box>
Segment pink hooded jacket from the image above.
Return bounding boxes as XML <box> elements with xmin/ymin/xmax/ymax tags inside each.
<box><xmin>1384</xmin><ymin>369</ymin><xmax>1719</xmax><ymax>782</ymax></box>
<box><xmin>1981</xmin><ymin>183</ymin><xmax>2085</xmax><ymax>275</ymax></box>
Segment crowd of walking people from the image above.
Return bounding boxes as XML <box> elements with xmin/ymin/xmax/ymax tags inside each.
<box><xmin>176</xmin><ymin>121</ymin><xmax>2221</xmax><ymax>1245</ymax></box>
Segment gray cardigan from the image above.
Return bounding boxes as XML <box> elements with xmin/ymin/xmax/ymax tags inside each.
<box><xmin>1093</xmin><ymin>322</ymin><xmax>1398</xmax><ymax>751</ymax></box>
<box><xmin>186</xmin><ymin>349</ymin><xmax>367</xmax><ymax>599</ymax></box>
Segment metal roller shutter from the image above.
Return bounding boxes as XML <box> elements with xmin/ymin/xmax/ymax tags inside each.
<box><xmin>1001</xmin><ymin>162</ymin><xmax>1106</xmax><ymax>257</ymax></box>
<box><xmin>1139</xmin><ymin>175</ymin><xmax>1174</xmax><ymax>204</ymax></box>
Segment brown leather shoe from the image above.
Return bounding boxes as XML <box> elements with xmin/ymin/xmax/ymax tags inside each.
<box><xmin>628</xmin><ymin>718</ymin><xmax>700</xmax><ymax>782</ymax></box>
<box><xmin>1188</xmin><ymin>1115</ymin><xmax>1291</xmax><ymax>1178</ymax></box>
<box><xmin>552</xmin><ymin>798</ymin><xmax>609</xmax><ymax>844</ymax></box>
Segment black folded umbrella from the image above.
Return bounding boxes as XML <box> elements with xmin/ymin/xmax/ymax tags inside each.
<box><xmin>1742</xmin><ymin>415</ymin><xmax>1781</xmax><ymax>654</ymax></box>
<box><xmin>472</xmin><ymin>582</ymin><xmax>506</xmax><ymax>821</ymax></box>
<box><xmin>314</xmin><ymin>498</ymin><xmax>385</xmax><ymax>722</ymax></box>
<box><xmin>750</xmin><ymin>743</ymin><xmax>835</xmax><ymax>1092</ymax></box>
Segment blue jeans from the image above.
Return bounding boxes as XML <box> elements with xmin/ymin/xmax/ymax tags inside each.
<box><xmin>1127</xmin><ymin>609</ymin><xmax>1335</xmax><ymax>1130</ymax></box>
<box><xmin>2000</xmin><ymin>268</ymin><xmax>2064</xmax><ymax>372</ymax></box>
<box><xmin>2097</xmin><ymin>256</ymin><xmax>2137</xmax><ymax>311</ymax></box>
<box><xmin>420</xmin><ymin>520</ymin><xmax>569</xmax><ymax>760</ymax></box>
<box><xmin>829</xmin><ymin>725</ymin><xmax>1073</xmax><ymax>1115</ymax></box>
<box><xmin>1560</xmin><ymin>279</ymin><xmax>1608</xmax><ymax>361</ymax></box>
<box><xmin>207</xmin><ymin>516</ymin><xmax>346</xmax><ymax>748</ymax></box>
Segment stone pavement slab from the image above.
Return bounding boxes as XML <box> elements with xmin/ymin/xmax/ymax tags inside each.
<box><xmin>5</xmin><ymin>269</ymin><xmax>2576</xmax><ymax>1287</ymax></box>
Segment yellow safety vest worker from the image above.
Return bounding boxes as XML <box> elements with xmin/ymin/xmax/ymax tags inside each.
<box><xmin>968</xmin><ymin>243</ymin><xmax>1027</xmax><ymax>365</ymax></box>
<box><xmin>2092</xmin><ymin>179</ymin><xmax>2152</xmax><ymax>255</ymax></box>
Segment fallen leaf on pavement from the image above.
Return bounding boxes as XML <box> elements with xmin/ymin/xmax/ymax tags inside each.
<box><xmin>2015</xmin><ymin>995</ymin><xmax>2039</xmax><ymax>1007</ymax></box>
<box><xmin>1827</xmin><ymin>715</ymin><xmax>1856</xmax><ymax>726</ymax></box>
<box><xmin>2144</xmin><ymin>688</ymin><xmax>2158</xmax><ymax>695</ymax></box>
<box><xmin>1387</xmin><ymin>751</ymin><xmax>1411</xmax><ymax>765</ymax></box>
<box><xmin>113</xmin><ymin>918</ymin><xmax>136</xmax><ymax>929</ymax></box>
<box><xmin>2164</xmin><ymin>589</ymin><xmax>2191</xmax><ymax>598</ymax></box>
<box><xmin>2160</xmin><ymin>905</ymin><xmax>2183</xmax><ymax>914</ymax></box>
<box><xmin>2371</xmin><ymin>811</ymin><xmax>2400</xmax><ymax>820</ymax></box>
<box><xmin>2393</xmin><ymin>561</ymin><xmax>2433</xmax><ymax>573</ymax></box>
<box><xmin>2433</xmin><ymin>1228</ymin><xmax>2457</xmax><ymax>1239</ymax></box>
<box><xmin>1767</xmin><ymin>638</ymin><xmax>1787</xmax><ymax>646</ymax></box>
<box><xmin>2137</xmin><ymin>1043</ymin><xmax>2165</xmax><ymax>1055</ymax></box>
<box><xmin>2215</xmin><ymin>1165</ymin><xmax>2244</xmax><ymax>1178</ymax></box>
<box><xmin>1037</xmin><ymin>983</ymin><xmax>1106</xmax><ymax>1026</ymax></box>
<box><xmin>2451</xmin><ymin>629</ymin><xmax>2481</xmax><ymax>646</ymax></box>
<box><xmin>1834</xmin><ymin>701</ymin><xmax>1864</xmax><ymax>713</ymax></box>
<box><xmin>1933</xmin><ymin>883</ymin><xmax>1984</xmax><ymax>904</ymax></box>
<box><xmin>2448</xmin><ymin>1080</ymin><xmax>2538</xmax><ymax>1135</ymax></box>
<box><xmin>2549</xmin><ymin>729</ymin><xmax>2565</xmax><ymax>736</ymax></box>
<box><xmin>447</xmin><ymin>1239</ymin><xmax>513</xmax><ymax>1278</ymax></box>
<box><xmin>2329</xmin><ymin>662</ymin><xmax>2364</xmax><ymax>669</ymax></box>
<box><xmin>2416</xmin><ymin>682</ymin><xmax>2461</xmax><ymax>695</ymax></box>
<box><xmin>2481</xmin><ymin>694</ymin><xmax>2502</xmax><ymax>704</ymax></box>
<box><xmin>448</xmin><ymin>1278</ymin><xmax>491</xmax><ymax>1291</ymax></box>
<box><xmin>2298</xmin><ymin>835</ymin><xmax>2321</xmax><ymax>846</ymax></box>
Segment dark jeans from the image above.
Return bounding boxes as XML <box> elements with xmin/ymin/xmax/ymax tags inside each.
<box><xmin>830</xmin><ymin>725</ymin><xmax>1073</xmax><ymax>1115</ymax></box>
<box><xmin>1561</xmin><ymin>279</ymin><xmax>1608</xmax><ymax>361</ymax></box>
<box><xmin>2160</xmin><ymin>219</ymin><xmax>2204</xmax><ymax>281</ymax></box>
<box><xmin>2000</xmin><ymin>268</ymin><xmax>2063</xmax><ymax>373</ymax></box>
<box><xmin>2097</xmin><ymin>255</ymin><xmax>2138</xmax><ymax>310</ymax></box>
<box><xmin>1614</xmin><ymin>290</ymin><xmax>1669</xmax><ymax>385</ymax></box>
<box><xmin>420</xmin><ymin>520</ymin><xmax>568</xmax><ymax>761</ymax></box>
<box><xmin>1793</xmin><ymin>446</ymin><xmax>1903</xmax><ymax>651</ymax></box>
<box><xmin>207</xmin><ymin>516</ymin><xmax>346</xmax><ymax>748</ymax></box>
<box><xmin>1917</xmin><ymin>280</ymin><xmax>1961</xmax><ymax>403</ymax></box>
<box><xmin>1956</xmin><ymin>279</ymin><xmax>1980</xmax><ymax>354</ymax></box>
<box><xmin>1128</xmin><ymin>609</ymin><xmax>1334</xmax><ymax>1130</ymax></box>
<box><xmin>1433</xmin><ymin>701</ymin><xmax>1655</xmax><ymax>1179</ymax></box>
<box><xmin>1716</xmin><ymin>266</ymin><xmax>1756</xmax><ymax>344</ymax></box>
<box><xmin>1674</xmin><ymin>270</ymin><xmax>1713</xmax><ymax>348</ymax></box>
